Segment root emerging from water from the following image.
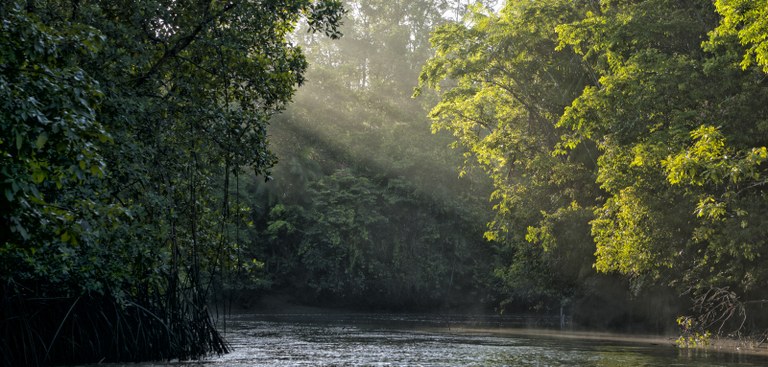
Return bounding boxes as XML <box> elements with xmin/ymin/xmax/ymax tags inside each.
<box><xmin>1</xmin><ymin>290</ymin><xmax>228</xmax><ymax>366</ymax></box>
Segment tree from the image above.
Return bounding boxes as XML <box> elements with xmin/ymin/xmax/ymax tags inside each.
<box><xmin>711</xmin><ymin>0</ymin><xmax>768</xmax><ymax>73</ymax></box>
<box><xmin>417</xmin><ymin>0</ymin><xmax>602</xmax><ymax>312</ymax></box>
<box><xmin>241</xmin><ymin>0</ymin><xmax>500</xmax><ymax>310</ymax></box>
<box><xmin>1</xmin><ymin>0</ymin><xmax>343</xmax><ymax>364</ymax></box>
<box><xmin>557</xmin><ymin>0</ymin><xmax>768</xmax><ymax>336</ymax></box>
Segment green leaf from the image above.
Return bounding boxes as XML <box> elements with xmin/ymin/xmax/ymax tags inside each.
<box><xmin>35</xmin><ymin>133</ymin><xmax>48</xmax><ymax>150</ymax></box>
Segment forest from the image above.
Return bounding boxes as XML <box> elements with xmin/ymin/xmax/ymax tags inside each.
<box><xmin>2</xmin><ymin>0</ymin><xmax>768</xmax><ymax>365</ymax></box>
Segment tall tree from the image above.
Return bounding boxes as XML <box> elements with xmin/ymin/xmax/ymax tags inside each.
<box><xmin>1</xmin><ymin>0</ymin><xmax>343</xmax><ymax>364</ymax></box>
<box><xmin>419</xmin><ymin>0</ymin><xmax>768</xmax><ymax>335</ymax></box>
<box><xmin>558</xmin><ymin>0</ymin><xmax>768</xmax><ymax>336</ymax></box>
<box><xmin>417</xmin><ymin>0</ymin><xmax>602</xmax><ymax>312</ymax></box>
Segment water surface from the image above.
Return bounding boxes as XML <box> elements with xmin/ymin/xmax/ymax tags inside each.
<box><xmin>108</xmin><ymin>313</ymin><xmax>768</xmax><ymax>366</ymax></box>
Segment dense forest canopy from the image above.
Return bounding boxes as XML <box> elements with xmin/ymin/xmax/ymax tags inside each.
<box><xmin>2</xmin><ymin>0</ymin><xmax>768</xmax><ymax>365</ymax></box>
<box><xmin>418</xmin><ymin>0</ymin><xmax>768</xmax><ymax>342</ymax></box>
<box><xmin>238</xmin><ymin>0</ymin><xmax>500</xmax><ymax>310</ymax></box>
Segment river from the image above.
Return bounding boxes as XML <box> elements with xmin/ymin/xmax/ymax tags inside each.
<box><xmin>98</xmin><ymin>313</ymin><xmax>768</xmax><ymax>366</ymax></box>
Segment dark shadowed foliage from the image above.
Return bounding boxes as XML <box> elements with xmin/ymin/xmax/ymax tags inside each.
<box><xmin>0</xmin><ymin>0</ymin><xmax>343</xmax><ymax>365</ymax></box>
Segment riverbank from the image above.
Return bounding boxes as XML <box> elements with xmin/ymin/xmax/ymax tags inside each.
<box><xmin>438</xmin><ymin>325</ymin><xmax>768</xmax><ymax>358</ymax></box>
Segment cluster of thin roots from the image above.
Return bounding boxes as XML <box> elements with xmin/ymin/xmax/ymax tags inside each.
<box><xmin>1</xmin><ymin>287</ymin><xmax>228</xmax><ymax>367</ymax></box>
<box><xmin>684</xmin><ymin>286</ymin><xmax>768</xmax><ymax>343</ymax></box>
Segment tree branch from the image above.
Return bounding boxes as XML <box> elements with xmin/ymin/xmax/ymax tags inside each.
<box><xmin>134</xmin><ymin>1</ymin><xmax>239</xmax><ymax>86</ymax></box>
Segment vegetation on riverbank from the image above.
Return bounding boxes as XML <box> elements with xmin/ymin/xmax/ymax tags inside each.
<box><xmin>237</xmin><ymin>0</ymin><xmax>768</xmax><ymax>343</ymax></box>
<box><xmin>1</xmin><ymin>0</ymin><xmax>342</xmax><ymax>365</ymax></box>
<box><xmin>415</xmin><ymin>0</ymin><xmax>768</xmax><ymax>344</ymax></box>
<box><xmin>3</xmin><ymin>0</ymin><xmax>768</xmax><ymax>364</ymax></box>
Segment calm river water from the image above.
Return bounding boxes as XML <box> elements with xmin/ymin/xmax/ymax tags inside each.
<box><xmin>104</xmin><ymin>313</ymin><xmax>768</xmax><ymax>367</ymax></box>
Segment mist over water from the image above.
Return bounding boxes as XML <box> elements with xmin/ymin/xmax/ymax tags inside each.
<box><xmin>102</xmin><ymin>314</ymin><xmax>768</xmax><ymax>367</ymax></box>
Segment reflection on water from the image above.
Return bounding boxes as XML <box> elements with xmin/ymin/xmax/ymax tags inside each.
<box><xmin>100</xmin><ymin>313</ymin><xmax>767</xmax><ymax>367</ymax></box>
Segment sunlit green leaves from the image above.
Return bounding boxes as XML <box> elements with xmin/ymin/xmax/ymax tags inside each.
<box><xmin>552</xmin><ymin>2</ymin><xmax>768</xmax><ymax>337</ymax></box>
<box><xmin>418</xmin><ymin>0</ymin><xmax>601</xmax><ymax>307</ymax></box>
<box><xmin>665</xmin><ymin>125</ymin><xmax>767</xmax><ymax>189</ymax></box>
<box><xmin>710</xmin><ymin>0</ymin><xmax>768</xmax><ymax>73</ymax></box>
<box><xmin>422</xmin><ymin>0</ymin><xmax>768</xmax><ymax>326</ymax></box>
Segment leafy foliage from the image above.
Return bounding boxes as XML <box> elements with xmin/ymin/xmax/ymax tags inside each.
<box><xmin>556</xmin><ymin>0</ymin><xmax>768</xmax><ymax>305</ymax></box>
<box><xmin>417</xmin><ymin>0</ymin><xmax>603</xmax><ymax>312</ymax></box>
<box><xmin>419</xmin><ymin>0</ymin><xmax>768</xmax><ymax>335</ymax></box>
<box><xmin>710</xmin><ymin>0</ymin><xmax>768</xmax><ymax>73</ymax></box>
<box><xmin>1</xmin><ymin>0</ymin><xmax>343</xmax><ymax>364</ymax></box>
<box><xmin>240</xmin><ymin>0</ymin><xmax>499</xmax><ymax>310</ymax></box>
